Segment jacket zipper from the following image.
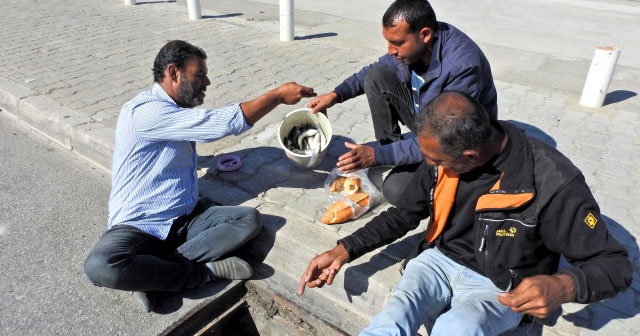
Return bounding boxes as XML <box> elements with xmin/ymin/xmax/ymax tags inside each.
<box><xmin>479</xmin><ymin>222</ymin><xmax>489</xmax><ymax>252</ymax></box>
<box><xmin>477</xmin><ymin>214</ymin><xmax>491</xmax><ymax>279</ymax></box>
<box><xmin>504</xmin><ymin>269</ymin><xmax>518</xmax><ymax>292</ymax></box>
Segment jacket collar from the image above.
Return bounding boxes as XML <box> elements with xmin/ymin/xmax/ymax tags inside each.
<box><xmin>423</xmin><ymin>22</ymin><xmax>444</xmax><ymax>82</ymax></box>
<box><xmin>475</xmin><ymin>121</ymin><xmax>536</xmax><ymax>211</ymax></box>
<box><xmin>495</xmin><ymin>121</ymin><xmax>535</xmax><ymax>192</ymax></box>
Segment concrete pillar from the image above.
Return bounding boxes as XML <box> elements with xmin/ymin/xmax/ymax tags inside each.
<box><xmin>187</xmin><ymin>0</ymin><xmax>202</xmax><ymax>20</ymax></box>
<box><xmin>579</xmin><ymin>46</ymin><xmax>621</xmax><ymax>108</ymax></box>
<box><xmin>279</xmin><ymin>0</ymin><xmax>294</xmax><ymax>41</ymax></box>
<box><xmin>124</xmin><ymin>0</ymin><xmax>136</xmax><ymax>5</ymax></box>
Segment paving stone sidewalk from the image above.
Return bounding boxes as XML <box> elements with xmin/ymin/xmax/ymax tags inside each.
<box><xmin>1</xmin><ymin>0</ymin><xmax>638</xmax><ymax>335</ymax></box>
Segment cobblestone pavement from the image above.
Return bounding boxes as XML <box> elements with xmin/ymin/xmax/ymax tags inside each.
<box><xmin>0</xmin><ymin>0</ymin><xmax>638</xmax><ymax>335</ymax></box>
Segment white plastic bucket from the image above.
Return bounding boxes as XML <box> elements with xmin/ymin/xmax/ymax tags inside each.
<box><xmin>277</xmin><ymin>108</ymin><xmax>332</xmax><ymax>168</ymax></box>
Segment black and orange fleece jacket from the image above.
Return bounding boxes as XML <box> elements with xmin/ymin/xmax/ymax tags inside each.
<box><xmin>338</xmin><ymin>121</ymin><xmax>631</xmax><ymax>304</ymax></box>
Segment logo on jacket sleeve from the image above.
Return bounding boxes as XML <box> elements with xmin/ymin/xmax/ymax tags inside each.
<box><xmin>584</xmin><ymin>212</ymin><xmax>598</xmax><ymax>229</ymax></box>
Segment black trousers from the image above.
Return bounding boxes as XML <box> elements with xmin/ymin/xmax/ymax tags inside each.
<box><xmin>364</xmin><ymin>65</ymin><xmax>416</xmax><ymax>144</ymax></box>
<box><xmin>364</xmin><ymin>66</ymin><xmax>421</xmax><ymax>206</ymax></box>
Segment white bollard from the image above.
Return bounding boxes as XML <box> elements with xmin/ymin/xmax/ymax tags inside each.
<box><xmin>279</xmin><ymin>0</ymin><xmax>295</xmax><ymax>41</ymax></box>
<box><xmin>579</xmin><ymin>46</ymin><xmax>621</xmax><ymax>108</ymax></box>
<box><xmin>187</xmin><ymin>0</ymin><xmax>202</xmax><ymax>20</ymax></box>
<box><xmin>124</xmin><ymin>0</ymin><xmax>136</xmax><ymax>5</ymax></box>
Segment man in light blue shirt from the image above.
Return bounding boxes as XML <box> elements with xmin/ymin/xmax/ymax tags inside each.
<box><xmin>84</xmin><ymin>40</ymin><xmax>315</xmax><ymax>312</ymax></box>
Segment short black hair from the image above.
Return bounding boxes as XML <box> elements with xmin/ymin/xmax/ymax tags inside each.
<box><xmin>382</xmin><ymin>0</ymin><xmax>437</xmax><ymax>33</ymax></box>
<box><xmin>152</xmin><ymin>40</ymin><xmax>207</xmax><ymax>83</ymax></box>
<box><xmin>416</xmin><ymin>91</ymin><xmax>492</xmax><ymax>158</ymax></box>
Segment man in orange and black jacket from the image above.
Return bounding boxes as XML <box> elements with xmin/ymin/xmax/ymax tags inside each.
<box><xmin>298</xmin><ymin>91</ymin><xmax>632</xmax><ymax>336</ymax></box>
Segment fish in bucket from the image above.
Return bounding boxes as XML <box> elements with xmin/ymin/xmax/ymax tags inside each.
<box><xmin>277</xmin><ymin>108</ymin><xmax>332</xmax><ymax>168</ymax></box>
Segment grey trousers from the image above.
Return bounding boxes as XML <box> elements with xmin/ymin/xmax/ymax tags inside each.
<box><xmin>83</xmin><ymin>198</ymin><xmax>261</xmax><ymax>292</ymax></box>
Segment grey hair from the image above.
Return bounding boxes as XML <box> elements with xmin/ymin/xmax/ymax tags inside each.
<box><xmin>415</xmin><ymin>91</ymin><xmax>492</xmax><ymax>158</ymax></box>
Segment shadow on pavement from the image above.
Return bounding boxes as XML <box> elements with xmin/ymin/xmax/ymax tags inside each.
<box><xmin>507</xmin><ymin>119</ymin><xmax>557</xmax><ymax>148</ymax></box>
<box><xmin>151</xmin><ymin>279</ymin><xmax>232</xmax><ymax>314</ymax></box>
<box><xmin>296</xmin><ymin>32</ymin><xmax>339</xmax><ymax>41</ymax></box>
<box><xmin>203</xmin><ymin>13</ymin><xmax>243</xmax><ymax>19</ymax></box>
<box><xmin>197</xmin><ymin>135</ymin><xmax>365</xmax><ymax>205</ymax></box>
<box><xmin>342</xmin><ymin>231</ymin><xmax>424</xmax><ymax>302</ymax></box>
<box><xmin>236</xmin><ymin>214</ymin><xmax>284</xmax><ymax>281</ymax></box>
<box><xmin>137</xmin><ymin>0</ymin><xmax>177</xmax><ymax>5</ymax></box>
<box><xmin>604</xmin><ymin>90</ymin><xmax>637</xmax><ymax>106</ymax></box>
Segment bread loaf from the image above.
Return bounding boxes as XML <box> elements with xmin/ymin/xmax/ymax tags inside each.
<box><xmin>321</xmin><ymin>192</ymin><xmax>370</xmax><ymax>224</ymax></box>
<box><xmin>329</xmin><ymin>176</ymin><xmax>361</xmax><ymax>195</ymax></box>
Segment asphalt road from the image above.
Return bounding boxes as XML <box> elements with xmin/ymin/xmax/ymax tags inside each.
<box><xmin>0</xmin><ymin>112</ymin><xmax>111</xmax><ymax>334</ymax></box>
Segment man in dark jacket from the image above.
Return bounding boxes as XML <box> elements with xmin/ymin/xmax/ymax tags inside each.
<box><xmin>298</xmin><ymin>91</ymin><xmax>632</xmax><ymax>335</ymax></box>
<box><xmin>307</xmin><ymin>0</ymin><xmax>497</xmax><ymax>206</ymax></box>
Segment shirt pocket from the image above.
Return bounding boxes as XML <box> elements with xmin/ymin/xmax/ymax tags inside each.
<box><xmin>476</xmin><ymin>212</ymin><xmax>541</xmax><ymax>290</ymax></box>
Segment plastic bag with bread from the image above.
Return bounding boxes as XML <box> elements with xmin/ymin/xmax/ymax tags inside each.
<box><xmin>321</xmin><ymin>168</ymin><xmax>382</xmax><ymax>225</ymax></box>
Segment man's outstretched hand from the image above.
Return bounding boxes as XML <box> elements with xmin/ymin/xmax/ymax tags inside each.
<box><xmin>307</xmin><ymin>92</ymin><xmax>338</xmax><ymax>114</ymax></box>
<box><xmin>240</xmin><ymin>82</ymin><xmax>316</xmax><ymax>125</ymax></box>
<box><xmin>297</xmin><ymin>244</ymin><xmax>350</xmax><ymax>296</ymax></box>
<box><xmin>278</xmin><ymin>82</ymin><xmax>317</xmax><ymax>105</ymax></box>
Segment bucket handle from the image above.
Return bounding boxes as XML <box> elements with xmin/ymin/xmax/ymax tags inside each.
<box><xmin>307</xmin><ymin>142</ymin><xmax>321</xmax><ymax>168</ymax></box>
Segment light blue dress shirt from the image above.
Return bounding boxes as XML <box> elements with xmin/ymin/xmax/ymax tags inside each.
<box><xmin>108</xmin><ymin>83</ymin><xmax>251</xmax><ymax>240</ymax></box>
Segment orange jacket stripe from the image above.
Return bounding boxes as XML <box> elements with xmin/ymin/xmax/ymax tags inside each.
<box><xmin>475</xmin><ymin>193</ymin><xmax>534</xmax><ymax>211</ymax></box>
<box><xmin>475</xmin><ymin>175</ymin><xmax>534</xmax><ymax>210</ymax></box>
<box><xmin>425</xmin><ymin>166</ymin><xmax>459</xmax><ymax>243</ymax></box>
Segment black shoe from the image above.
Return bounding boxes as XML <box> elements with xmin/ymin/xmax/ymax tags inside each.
<box><xmin>206</xmin><ymin>256</ymin><xmax>253</xmax><ymax>280</ymax></box>
<box><xmin>133</xmin><ymin>291</ymin><xmax>156</xmax><ymax>313</ymax></box>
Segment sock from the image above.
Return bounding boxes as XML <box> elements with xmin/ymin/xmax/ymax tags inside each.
<box><xmin>133</xmin><ymin>291</ymin><xmax>156</xmax><ymax>313</ymax></box>
<box><xmin>205</xmin><ymin>256</ymin><xmax>253</xmax><ymax>280</ymax></box>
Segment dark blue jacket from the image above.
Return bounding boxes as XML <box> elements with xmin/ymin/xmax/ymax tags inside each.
<box><xmin>334</xmin><ymin>22</ymin><xmax>497</xmax><ymax>165</ymax></box>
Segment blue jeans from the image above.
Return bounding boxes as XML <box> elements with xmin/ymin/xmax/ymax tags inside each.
<box><xmin>360</xmin><ymin>248</ymin><xmax>523</xmax><ymax>336</ymax></box>
<box><xmin>84</xmin><ymin>199</ymin><xmax>261</xmax><ymax>292</ymax></box>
